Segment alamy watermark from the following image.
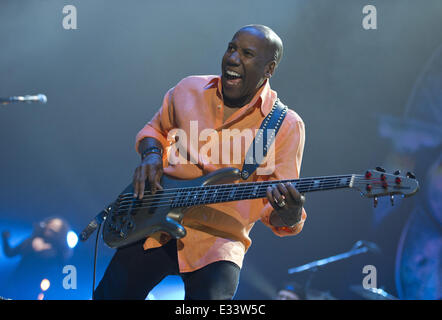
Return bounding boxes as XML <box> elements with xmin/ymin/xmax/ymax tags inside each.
<box><xmin>62</xmin><ymin>265</ymin><xmax>77</xmax><ymax>290</ymax></box>
<box><xmin>62</xmin><ymin>5</ymin><xmax>77</xmax><ymax>30</ymax></box>
<box><xmin>362</xmin><ymin>264</ymin><xmax>377</xmax><ymax>289</ymax></box>
<box><xmin>362</xmin><ymin>5</ymin><xmax>377</xmax><ymax>30</ymax></box>
<box><xmin>165</xmin><ymin>121</ymin><xmax>276</xmax><ymax>175</ymax></box>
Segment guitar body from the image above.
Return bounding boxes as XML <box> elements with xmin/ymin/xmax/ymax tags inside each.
<box><xmin>103</xmin><ymin>167</ymin><xmax>241</xmax><ymax>248</ymax></box>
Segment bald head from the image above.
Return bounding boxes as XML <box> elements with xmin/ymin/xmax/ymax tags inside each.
<box><xmin>235</xmin><ymin>24</ymin><xmax>284</xmax><ymax>67</ymax></box>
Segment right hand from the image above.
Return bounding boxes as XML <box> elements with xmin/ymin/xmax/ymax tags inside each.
<box><xmin>133</xmin><ymin>153</ymin><xmax>164</xmax><ymax>199</ymax></box>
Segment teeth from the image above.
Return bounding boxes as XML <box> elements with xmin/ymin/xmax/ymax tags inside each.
<box><xmin>226</xmin><ymin>70</ymin><xmax>241</xmax><ymax>77</ymax></box>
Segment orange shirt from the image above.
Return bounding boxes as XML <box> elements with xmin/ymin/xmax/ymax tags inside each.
<box><xmin>135</xmin><ymin>75</ymin><xmax>307</xmax><ymax>273</ymax></box>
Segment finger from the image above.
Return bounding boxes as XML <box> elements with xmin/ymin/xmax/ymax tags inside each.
<box><xmin>271</xmin><ymin>186</ymin><xmax>286</xmax><ymax>210</ymax></box>
<box><xmin>276</xmin><ymin>183</ymin><xmax>290</xmax><ymax>200</ymax></box>
<box><xmin>133</xmin><ymin>167</ymin><xmax>140</xmax><ymax>198</ymax></box>
<box><xmin>147</xmin><ymin>169</ymin><xmax>158</xmax><ymax>195</ymax></box>
<box><xmin>266</xmin><ymin>187</ymin><xmax>279</xmax><ymax>210</ymax></box>
<box><xmin>138</xmin><ymin>175</ymin><xmax>146</xmax><ymax>200</ymax></box>
<box><xmin>136</xmin><ymin>165</ymin><xmax>148</xmax><ymax>200</ymax></box>
<box><xmin>286</xmin><ymin>183</ymin><xmax>303</xmax><ymax>204</ymax></box>
<box><xmin>133</xmin><ymin>166</ymin><xmax>146</xmax><ymax>200</ymax></box>
<box><xmin>272</xmin><ymin>186</ymin><xmax>283</xmax><ymax>203</ymax></box>
<box><xmin>154</xmin><ymin>169</ymin><xmax>163</xmax><ymax>191</ymax></box>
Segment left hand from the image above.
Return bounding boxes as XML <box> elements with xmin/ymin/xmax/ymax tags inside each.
<box><xmin>266</xmin><ymin>182</ymin><xmax>305</xmax><ymax>226</ymax></box>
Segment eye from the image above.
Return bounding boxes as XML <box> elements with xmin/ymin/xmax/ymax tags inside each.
<box><xmin>243</xmin><ymin>50</ymin><xmax>254</xmax><ymax>57</ymax></box>
<box><xmin>227</xmin><ymin>44</ymin><xmax>235</xmax><ymax>52</ymax></box>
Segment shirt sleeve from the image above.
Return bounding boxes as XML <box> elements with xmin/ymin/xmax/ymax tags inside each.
<box><xmin>259</xmin><ymin>116</ymin><xmax>307</xmax><ymax>237</ymax></box>
<box><xmin>135</xmin><ymin>88</ymin><xmax>175</xmax><ymax>153</ymax></box>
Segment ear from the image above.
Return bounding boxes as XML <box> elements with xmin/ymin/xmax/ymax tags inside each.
<box><xmin>264</xmin><ymin>60</ymin><xmax>276</xmax><ymax>78</ymax></box>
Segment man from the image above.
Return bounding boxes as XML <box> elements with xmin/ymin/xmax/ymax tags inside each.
<box><xmin>94</xmin><ymin>24</ymin><xmax>306</xmax><ymax>300</ymax></box>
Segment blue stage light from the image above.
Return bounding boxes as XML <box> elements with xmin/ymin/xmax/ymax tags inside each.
<box><xmin>67</xmin><ymin>231</ymin><xmax>78</xmax><ymax>248</ymax></box>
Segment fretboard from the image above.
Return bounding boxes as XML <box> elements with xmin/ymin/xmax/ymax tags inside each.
<box><xmin>170</xmin><ymin>175</ymin><xmax>355</xmax><ymax>208</ymax></box>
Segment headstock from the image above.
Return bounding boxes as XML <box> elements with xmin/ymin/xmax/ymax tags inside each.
<box><xmin>352</xmin><ymin>167</ymin><xmax>419</xmax><ymax>207</ymax></box>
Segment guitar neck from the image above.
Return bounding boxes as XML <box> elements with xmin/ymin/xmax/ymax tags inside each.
<box><xmin>171</xmin><ymin>174</ymin><xmax>356</xmax><ymax>208</ymax></box>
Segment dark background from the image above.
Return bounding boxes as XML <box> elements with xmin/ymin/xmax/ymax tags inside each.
<box><xmin>0</xmin><ymin>0</ymin><xmax>440</xmax><ymax>300</ymax></box>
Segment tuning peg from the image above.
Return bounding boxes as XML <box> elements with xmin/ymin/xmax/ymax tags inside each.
<box><xmin>390</xmin><ymin>195</ymin><xmax>394</xmax><ymax>206</ymax></box>
<box><xmin>375</xmin><ymin>167</ymin><xmax>386</xmax><ymax>173</ymax></box>
<box><xmin>406</xmin><ymin>172</ymin><xmax>416</xmax><ymax>179</ymax></box>
<box><xmin>394</xmin><ymin>170</ymin><xmax>401</xmax><ymax>175</ymax></box>
<box><xmin>373</xmin><ymin>196</ymin><xmax>378</xmax><ymax>208</ymax></box>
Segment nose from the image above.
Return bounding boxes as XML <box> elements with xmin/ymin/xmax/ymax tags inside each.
<box><xmin>227</xmin><ymin>50</ymin><xmax>240</xmax><ymax>65</ymax></box>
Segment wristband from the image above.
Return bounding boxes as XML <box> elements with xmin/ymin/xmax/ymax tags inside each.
<box><xmin>141</xmin><ymin>146</ymin><xmax>163</xmax><ymax>159</ymax></box>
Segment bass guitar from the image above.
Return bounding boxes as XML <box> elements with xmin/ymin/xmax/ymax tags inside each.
<box><xmin>96</xmin><ymin>167</ymin><xmax>419</xmax><ymax>249</ymax></box>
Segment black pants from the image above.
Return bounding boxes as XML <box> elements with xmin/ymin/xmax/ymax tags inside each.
<box><xmin>93</xmin><ymin>240</ymin><xmax>240</xmax><ymax>300</ymax></box>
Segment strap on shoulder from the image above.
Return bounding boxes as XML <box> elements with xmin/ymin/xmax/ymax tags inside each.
<box><xmin>240</xmin><ymin>99</ymin><xmax>288</xmax><ymax>180</ymax></box>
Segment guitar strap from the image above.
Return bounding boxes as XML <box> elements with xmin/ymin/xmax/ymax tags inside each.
<box><xmin>240</xmin><ymin>98</ymin><xmax>288</xmax><ymax>180</ymax></box>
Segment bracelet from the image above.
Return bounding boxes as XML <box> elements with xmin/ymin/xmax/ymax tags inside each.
<box><xmin>141</xmin><ymin>146</ymin><xmax>163</xmax><ymax>159</ymax></box>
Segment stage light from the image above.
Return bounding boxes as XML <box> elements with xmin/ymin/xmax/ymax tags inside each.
<box><xmin>67</xmin><ymin>230</ymin><xmax>78</xmax><ymax>248</ymax></box>
<box><xmin>40</xmin><ymin>279</ymin><xmax>50</xmax><ymax>291</ymax></box>
<box><xmin>37</xmin><ymin>293</ymin><xmax>44</xmax><ymax>300</ymax></box>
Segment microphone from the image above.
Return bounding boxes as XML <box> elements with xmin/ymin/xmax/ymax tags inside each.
<box><xmin>0</xmin><ymin>94</ymin><xmax>47</xmax><ymax>105</ymax></box>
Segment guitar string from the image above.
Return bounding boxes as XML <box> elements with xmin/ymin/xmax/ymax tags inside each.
<box><xmin>115</xmin><ymin>177</ymin><xmax>399</xmax><ymax>210</ymax></box>
<box><xmin>127</xmin><ymin>174</ymin><xmax>355</xmax><ymax>198</ymax></box>
<box><xmin>112</xmin><ymin>183</ymin><xmax>401</xmax><ymax>215</ymax></box>
<box><xmin>117</xmin><ymin>175</ymin><xmax>395</xmax><ymax>206</ymax></box>
<box><xmin>117</xmin><ymin>175</ymin><xmax>356</xmax><ymax>205</ymax></box>
<box><xmin>112</xmin><ymin>186</ymin><xmax>406</xmax><ymax>216</ymax></box>
<box><xmin>115</xmin><ymin>180</ymin><xmax>357</xmax><ymax>211</ymax></box>
<box><xmin>112</xmin><ymin>177</ymin><xmax>404</xmax><ymax>213</ymax></box>
<box><xmin>106</xmin><ymin>175</ymin><xmax>408</xmax><ymax>232</ymax></box>
<box><xmin>119</xmin><ymin>174</ymin><xmax>356</xmax><ymax>203</ymax></box>
<box><xmin>114</xmin><ymin>181</ymin><xmax>352</xmax><ymax>212</ymax></box>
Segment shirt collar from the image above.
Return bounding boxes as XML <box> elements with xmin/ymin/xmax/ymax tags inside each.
<box><xmin>204</xmin><ymin>75</ymin><xmax>276</xmax><ymax>116</ymax></box>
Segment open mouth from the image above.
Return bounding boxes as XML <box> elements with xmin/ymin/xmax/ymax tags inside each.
<box><xmin>224</xmin><ymin>70</ymin><xmax>243</xmax><ymax>86</ymax></box>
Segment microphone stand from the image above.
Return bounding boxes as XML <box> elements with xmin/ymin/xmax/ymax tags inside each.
<box><xmin>287</xmin><ymin>241</ymin><xmax>377</xmax><ymax>298</ymax></box>
<box><xmin>288</xmin><ymin>241</ymin><xmax>373</xmax><ymax>274</ymax></box>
